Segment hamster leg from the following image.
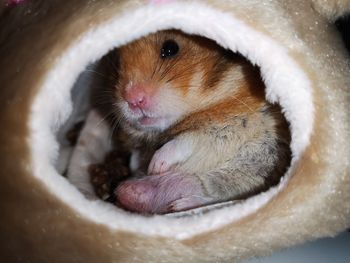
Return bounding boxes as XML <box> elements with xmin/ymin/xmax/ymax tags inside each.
<box><xmin>115</xmin><ymin>171</ymin><xmax>208</xmax><ymax>214</ymax></box>
<box><xmin>147</xmin><ymin>138</ymin><xmax>193</xmax><ymax>175</ymax></box>
<box><xmin>67</xmin><ymin>110</ymin><xmax>112</xmax><ymax>199</ymax></box>
<box><xmin>116</xmin><ymin>140</ymin><xmax>290</xmax><ymax>214</ymax></box>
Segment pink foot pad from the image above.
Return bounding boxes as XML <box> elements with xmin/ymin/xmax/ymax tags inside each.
<box><xmin>115</xmin><ymin>172</ymin><xmax>207</xmax><ymax>214</ymax></box>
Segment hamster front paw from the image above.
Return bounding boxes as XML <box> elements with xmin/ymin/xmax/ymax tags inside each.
<box><xmin>147</xmin><ymin>138</ymin><xmax>193</xmax><ymax>175</ymax></box>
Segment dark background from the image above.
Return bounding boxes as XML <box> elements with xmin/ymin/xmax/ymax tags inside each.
<box><xmin>336</xmin><ymin>14</ymin><xmax>350</xmax><ymax>53</ymax></box>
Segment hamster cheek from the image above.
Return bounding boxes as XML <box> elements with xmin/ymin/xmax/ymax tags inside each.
<box><xmin>115</xmin><ymin>172</ymin><xmax>206</xmax><ymax>214</ymax></box>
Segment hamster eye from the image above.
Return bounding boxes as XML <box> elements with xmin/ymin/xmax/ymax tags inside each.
<box><xmin>160</xmin><ymin>40</ymin><xmax>179</xmax><ymax>58</ymax></box>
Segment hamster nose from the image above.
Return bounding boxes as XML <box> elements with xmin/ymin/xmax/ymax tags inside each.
<box><xmin>128</xmin><ymin>97</ymin><xmax>146</xmax><ymax>110</ymax></box>
<box><xmin>125</xmin><ymin>87</ymin><xmax>149</xmax><ymax>111</ymax></box>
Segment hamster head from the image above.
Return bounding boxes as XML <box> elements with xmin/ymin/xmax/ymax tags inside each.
<box><xmin>114</xmin><ymin>30</ymin><xmax>247</xmax><ymax>133</ymax></box>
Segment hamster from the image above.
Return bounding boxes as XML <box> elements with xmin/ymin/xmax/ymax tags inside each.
<box><xmin>94</xmin><ymin>30</ymin><xmax>291</xmax><ymax>214</ymax></box>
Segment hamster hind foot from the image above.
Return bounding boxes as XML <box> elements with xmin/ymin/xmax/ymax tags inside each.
<box><xmin>115</xmin><ymin>172</ymin><xmax>211</xmax><ymax>214</ymax></box>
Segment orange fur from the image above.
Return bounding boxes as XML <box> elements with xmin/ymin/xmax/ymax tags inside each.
<box><xmin>169</xmin><ymin>82</ymin><xmax>266</xmax><ymax>136</ymax></box>
<box><xmin>114</xmin><ymin>30</ymin><xmax>267</xmax><ymax>139</ymax></box>
<box><xmin>117</xmin><ymin>30</ymin><xmax>239</xmax><ymax>97</ymax></box>
<box><xmin>95</xmin><ymin>29</ymin><xmax>291</xmax><ymax>215</ymax></box>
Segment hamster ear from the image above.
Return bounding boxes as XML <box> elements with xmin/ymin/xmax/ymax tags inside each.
<box><xmin>312</xmin><ymin>0</ymin><xmax>350</xmax><ymax>21</ymax></box>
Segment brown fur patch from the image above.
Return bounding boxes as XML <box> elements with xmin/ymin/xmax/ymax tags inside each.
<box><xmin>116</xmin><ymin>30</ymin><xmax>243</xmax><ymax>97</ymax></box>
<box><xmin>168</xmin><ymin>68</ymin><xmax>266</xmax><ymax>136</ymax></box>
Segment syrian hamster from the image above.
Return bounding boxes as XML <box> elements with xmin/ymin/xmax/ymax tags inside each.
<box><xmin>94</xmin><ymin>30</ymin><xmax>291</xmax><ymax>214</ymax></box>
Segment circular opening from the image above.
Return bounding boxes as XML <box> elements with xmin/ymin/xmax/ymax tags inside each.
<box><xmin>58</xmin><ymin>29</ymin><xmax>292</xmax><ymax>217</ymax></box>
<box><xmin>29</xmin><ymin>2</ymin><xmax>313</xmax><ymax>238</ymax></box>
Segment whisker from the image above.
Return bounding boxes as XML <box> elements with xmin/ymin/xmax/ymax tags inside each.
<box><xmin>165</xmin><ymin>59</ymin><xmax>205</xmax><ymax>83</ymax></box>
<box><xmin>83</xmin><ymin>69</ymin><xmax>111</xmax><ymax>80</ymax></box>
<box><xmin>94</xmin><ymin>110</ymin><xmax>116</xmax><ymax>128</ymax></box>
<box><xmin>159</xmin><ymin>56</ymin><xmax>182</xmax><ymax>81</ymax></box>
<box><xmin>231</xmin><ymin>95</ymin><xmax>254</xmax><ymax>112</ymax></box>
<box><xmin>153</xmin><ymin>55</ymin><xmax>166</xmax><ymax>81</ymax></box>
<box><xmin>105</xmin><ymin>53</ymin><xmax>119</xmax><ymax>73</ymax></box>
<box><xmin>108</xmin><ymin>113</ymin><xmax>123</xmax><ymax>142</ymax></box>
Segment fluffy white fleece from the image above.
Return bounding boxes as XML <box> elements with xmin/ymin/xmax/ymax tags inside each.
<box><xmin>29</xmin><ymin>1</ymin><xmax>313</xmax><ymax>239</ymax></box>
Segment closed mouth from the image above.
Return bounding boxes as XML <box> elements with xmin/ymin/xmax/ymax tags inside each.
<box><xmin>138</xmin><ymin>115</ymin><xmax>163</xmax><ymax>126</ymax></box>
<box><xmin>129</xmin><ymin>108</ymin><xmax>165</xmax><ymax>127</ymax></box>
<box><xmin>122</xmin><ymin>104</ymin><xmax>174</xmax><ymax>131</ymax></box>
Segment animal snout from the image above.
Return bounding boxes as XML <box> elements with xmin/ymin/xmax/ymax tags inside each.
<box><xmin>124</xmin><ymin>85</ymin><xmax>152</xmax><ymax>111</ymax></box>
